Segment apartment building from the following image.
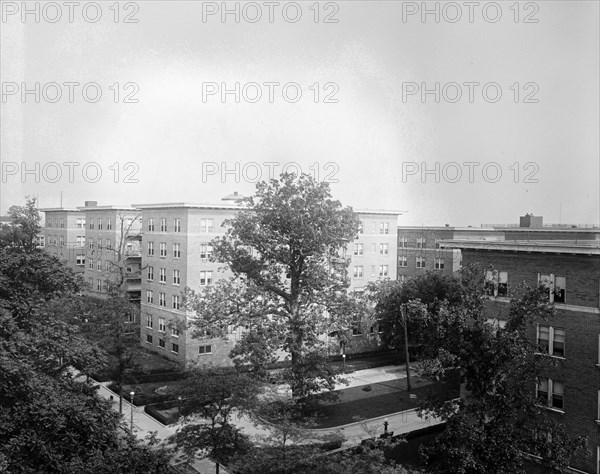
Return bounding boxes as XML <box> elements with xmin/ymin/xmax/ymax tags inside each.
<box><xmin>40</xmin><ymin>207</ymin><xmax>86</xmax><ymax>274</ymax></box>
<box><xmin>440</xmin><ymin>239</ymin><xmax>600</xmax><ymax>474</ymax></box>
<box><xmin>133</xmin><ymin>201</ymin><xmax>401</xmax><ymax>365</ymax></box>
<box><xmin>80</xmin><ymin>201</ymin><xmax>142</xmax><ymax>302</ymax></box>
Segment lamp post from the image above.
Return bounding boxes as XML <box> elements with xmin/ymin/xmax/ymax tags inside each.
<box><xmin>342</xmin><ymin>353</ymin><xmax>346</xmax><ymax>371</ymax></box>
<box><xmin>400</xmin><ymin>304</ymin><xmax>412</xmax><ymax>393</ymax></box>
<box><xmin>383</xmin><ymin>417</ymin><xmax>389</xmax><ymax>436</ymax></box>
<box><xmin>178</xmin><ymin>396</ymin><xmax>182</xmax><ymax>418</ymax></box>
<box><xmin>129</xmin><ymin>391</ymin><xmax>135</xmax><ymax>433</ymax></box>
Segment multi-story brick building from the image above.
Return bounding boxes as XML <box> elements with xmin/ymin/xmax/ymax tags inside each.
<box><xmin>40</xmin><ymin>207</ymin><xmax>86</xmax><ymax>274</ymax></box>
<box><xmin>80</xmin><ymin>201</ymin><xmax>142</xmax><ymax>303</ymax></box>
<box><xmin>133</xmin><ymin>200</ymin><xmax>401</xmax><ymax>366</ymax></box>
<box><xmin>440</xmin><ymin>238</ymin><xmax>600</xmax><ymax>474</ymax></box>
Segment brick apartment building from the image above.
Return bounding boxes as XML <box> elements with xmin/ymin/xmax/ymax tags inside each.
<box><xmin>440</xmin><ymin>238</ymin><xmax>600</xmax><ymax>474</ymax></box>
<box><xmin>40</xmin><ymin>207</ymin><xmax>86</xmax><ymax>274</ymax></box>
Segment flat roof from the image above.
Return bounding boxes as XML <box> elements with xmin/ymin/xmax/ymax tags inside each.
<box><xmin>78</xmin><ymin>206</ymin><xmax>141</xmax><ymax>211</ymax></box>
<box><xmin>131</xmin><ymin>202</ymin><xmax>244</xmax><ymax>210</ymax></box>
<box><xmin>39</xmin><ymin>208</ymin><xmax>83</xmax><ymax>213</ymax></box>
<box><xmin>440</xmin><ymin>239</ymin><xmax>600</xmax><ymax>255</ymax></box>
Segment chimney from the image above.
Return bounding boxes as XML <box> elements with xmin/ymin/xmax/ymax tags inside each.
<box><xmin>519</xmin><ymin>213</ymin><xmax>543</xmax><ymax>228</ymax></box>
<box><xmin>84</xmin><ymin>201</ymin><xmax>97</xmax><ymax>207</ymax></box>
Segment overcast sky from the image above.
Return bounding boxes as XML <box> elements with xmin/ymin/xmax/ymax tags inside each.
<box><xmin>1</xmin><ymin>1</ymin><xmax>598</xmax><ymax>226</ymax></box>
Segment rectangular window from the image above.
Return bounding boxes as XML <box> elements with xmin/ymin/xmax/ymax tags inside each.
<box><xmin>353</xmin><ymin>243</ymin><xmax>363</xmax><ymax>256</ymax></box>
<box><xmin>160</xmin><ymin>242</ymin><xmax>167</xmax><ymax>257</ymax></box>
<box><xmin>173</xmin><ymin>243</ymin><xmax>181</xmax><ymax>258</ymax></box>
<box><xmin>158</xmin><ymin>339</ymin><xmax>165</xmax><ymax>349</ymax></box>
<box><xmin>76</xmin><ymin>255</ymin><xmax>85</xmax><ymax>266</ymax></box>
<box><xmin>158</xmin><ymin>317</ymin><xmax>165</xmax><ymax>332</ymax></box>
<box><xmin>88</xmin><ymin>258</ymin><xmax>94</xmax><ymax>270</ymax></box>
<box><xmin>379</xmin><ymin>265</ymin><xmax>388</xmax><ymax>277</ymax></box>
<box><xmin>172</xmin><ymin>343</ymin><xmax>179</xmax><ymax>354</ymax></box>
<box><xmin>146</xmin><ymin>314</ymin><xmax>153</xmax><ymax>328</ymax></box>
<box><xmin>172</xmin><ymin>295</ymin><xmax>181</xmax><ymax>310</ymax></box>
<box><xmin>77</xmin><ymin>217</ymin><xmax>85</xmax><ymax>228</ymax></box>
<box><xmin>200</xmin><ymin>244</ymin><xmax>213</xmax><ymax>261</ymax></box>
<box><xmin>380</xmin><ymin>223</ymin><xmax>389</xmax><ymax>234</ymax></box>
<box><xmin>537</xmin><ymin>325</ymin><xmax>565</xmax><ymax>358</ymax></box>
<box><xmin>96</xmin><ymin>260</ymin><xmax>102</xmax><ymax>271</ymax></box>
<box><xmin>148</xmin><ymin>241</ymin><xmax>154</xmax><ymax>256</ymax></box>
<box><xmin>201</xmin><ymin>218</ymin><xmax>214</xmax><ymax>233</ymax></box>
<box><xmin>88</xmin><ymin>277</ymin><xmax>93</xmax><ymax>288</ymax></box>
<box><xmin>353</xmin><ymin>266</ymin><xmax>363</xmax><ymax>278</ymax></box>
<box><xmin>485</xmin><ymin>270</ymin><xmax>509</xmax><ymax>297</ymax></box>
<box><xmin>105</xmin><ymin>260</ymin><xmax>110</xmax><ymax>272</ymax></box>
<box><xmin>147</xmin><ymin>218</ymin><xmax>155</xmax><ymax>231</ymax></box>
<box><xmin>174</xmin><ymin>218</ymin><xmax>181</xmax><ymax>233</ymax></box>
<box><xmin>77</xmin><ymin>235</ymin><xmax>85</xmax><ymax>246</ymax></box>
<box><xmin>380</xmin><ymin>243</ymin><xmax>389</xmax><ymax>255</ymax></box>
<box><xmin>358</xmin><ymin>223</ymin><xmax>363</xmax><ymax>234</ymax></box>
<box><xmin>147</xmin><ymin>266</ymin><xmax>154</xmax><ymax>281</ymax></box>
<box><xmin>417</xmin><ymin>237</ymin><xmax>425</xmax><ymax>249</ymax></box>
<box><xmin>538</xmin><ymin>274</ymin><xmax>566</xmax><ymax>304</ymax></box>
<box><xmin>89</xmin><ymin>218</ymin><xmax>94</xmax><ymax>230</ymax></box>
<box><xmin>98</xmin><ymin>218</ymin><xmax>103</xmax><ymax>230</ymax></box>
<box><xmin>159</xmin><ymin>292</ymin><xmax>166</xmax><ymax>307</ymax></box>
<box><xmin>399</xmin><ymin>237</ymin><xmax>408</xmax><ymax>248</ymax></box>
<box><xmin>416</xmin><ymin>256</ymin><xmax>425</xmax><ymax>268</ymax></box>
<box><xmin>537</xmin><ymin>378</ymin><xmax>564</xmax><ymax>411</ymax></box>
<box><xmin>59</xmin><ymin>218</ymin><xmax>64</xmax><ymax>228</ymax></box>
<box><xmin>200</xmin><ymin>271</ymin><xmax>213</xmax><ymax>286</ymax></box>
<box><xmin>173</xmin><ymin>269</ymin><xmax>180</xmax><ymax>285</ymax></box>
<box><xmin>106</xmin><ymin>238</ymin><xmax>111</xmax><ymax>250</ymax></box>
<box><xmin>106</xmin><ymin>218</ymin><xmax>112</xmax><ymax>230</ymax></box>
<box><xmin>198</xmin><ymin>345</ymin><xmax>212</xmax><ymax>355</ymax></box>
<box><xmin>435</xmin><ymin>258</ymin><xmax>445</xmax><ymax>270</ymax></box>
<box><xmin>399</xmin><ymin>275</ymin><xmax>407</xmax><ymax>284</ymax></box>
<box><xmin>160</xmin><ymin>218</ymin><xmax>167</xmax><ymax>232</ymax></box>
<box><xmin>146</xmin><ymin>290</ymin><xmax>154</xmax><ymax>304</ymax></box>
<box><xmin>352</xmin><ymin>317</ymin><xmax>363</xmax><ymax>336</ymax></box>
<box><xmin>159</xmin><ymin>268</ymin><xmax>166</xmax><ymax>283</ymax></box>
<box><xmin>172</xmin><ymin>326</ymin><xmax>180</xmax><ymax>337</ymax></box>
<box><xmin>399</xmin><ymin>256</ymin><xmax>407</xmax><ymax>267</ymax></box>
<box><xmin>146</xmin><ymin>334</ymin><xmax>153</xmax><ymax>344</ymax></box>
<box><xmin>59</xmin><ymin>235</ymin><xmax>64</xmax><ymax>246</ymax></box>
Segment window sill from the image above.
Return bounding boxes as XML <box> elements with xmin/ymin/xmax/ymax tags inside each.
<box><xmin>171</xmin><ymin>351</ymin><xmax>179</xmax><ymax>355</ymax></box>
<box><xmin>534</xmin><ymin>352</ymin><xmax>566</xmax><ymax>360</ymax></box>
<box><xmin>544</xmin><ymin>407</ymin><xmax>565</xmax><ymax>415</ymax></box>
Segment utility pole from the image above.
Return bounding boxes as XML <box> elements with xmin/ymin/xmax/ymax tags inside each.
<box><xmin>400</xmin><ymin>304</ymin><xmax>411</xmax><ymax>393</ymax></box>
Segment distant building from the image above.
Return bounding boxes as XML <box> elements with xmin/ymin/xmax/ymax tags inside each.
<box><xmin>39</xmin><ymin>207</ymin><xmax>86</xmax><ymax>274</ymax></box>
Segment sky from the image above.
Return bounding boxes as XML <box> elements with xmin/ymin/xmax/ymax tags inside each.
<box><xmin>1</xmin><ymin>0</ymin><xmax>598</xmax><ymax>226</ymax></box>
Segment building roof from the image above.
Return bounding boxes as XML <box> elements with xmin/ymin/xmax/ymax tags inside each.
<box><xmin>78</xmin><ymin>206</ymin><xmax>141</xmax><ymax>212</ymax></box>
<box><xmin>440</xmin><ymin>239</ymin><xmax>600</xmax><ymax>255</ymax></box>
<box><xmin>39</xmin><ymin>208</ymin><xmax>83</xmax><ymax>213</ymax></box>
<box><xmin>131</xmin><ymin>202</ymin><xmax>244</xmax><ymax>211</ymax></box>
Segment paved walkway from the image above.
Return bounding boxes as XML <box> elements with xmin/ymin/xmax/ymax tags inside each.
<box><xmin>91</xmin><ymin>364</ymin><xmax>439</xmax><ymax>473</ymax></box>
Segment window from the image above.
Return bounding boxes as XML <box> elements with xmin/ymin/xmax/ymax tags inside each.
<box><xmin>158</xmin><ymin>339</ymin><xmax>165</xmax><ymax>349</ymax></box>
<box><xmin>97</xmin><ymin>218</ymin><xmax>102</xmax><ymax>230</ymax></box>
<box><xmin>416</xmin><ymin>256</ymin><xmax>425</xmax><ymax>268</ymax></box>
<box><xmin>173</xmin><ymin>270</ymin><xmax>180</xmax><ymax>285</ymax></box>
<box><xmin>172</xmin><ymin>326</ymin><xmax>180</xmax><ymax>337</ymax></box>
<box><xmin>380</xmin><ymin>223</ymin><xmax>389</xmax><ymax>234</ymax></box>
<box><xmin>352</xmin><ymin>317</ymin><xmax>363</xmax><ymax>336</ymax></box>
<box><xmin>200</xmin><ymin>271</ymin><xmax>213</xmax><ymax>286</ymax></box>
<box><xmin>147</xmin><ymin>218</ymin><xmax>155</xmax><ymax>231</ymax></box>
<box><xmin>399</xmin><ymin>237</ymin><xmax>408</xmax><ymax>248</ymax></box>
<box><xmin>106</xmin><ymin>238</ymin><xmax>111</xmax><ymax>250</ymax></box>
<box><xmin>59</xmin><ymin>236</ymin><xmax>64</xmax><ymax>246</ymax></box>
<box><xmin>399</xmin><ymin>275</ymin><xmax>407</xmax><ymax>284</ymax></box>
<box><xmin>160</xmin><ymin>242</ymin><xmax>167</xmax><ymax>257</ymax></box>
<box><xmin>147</xmin><ymin>266</ymin><xmax>154</xmax><ymax>281</ymax></box>
<box><xmin>98</xmin><ymin>238</ymin><xmax>103</xmax><ymax>250</ymax></box>
<box><xmin>379</xmin><ymin>265</ymin><xmax>388</xmax><ymax>277</ymax></box>
<box><xmin>379</xmin><ymin>243</ymin><xmax>388</xmax><ymax>255</ymax></box>
<box><xmin>399</xmin><ymin>256</ymin><xmax>407</xmax><ymax>267</ymax></box>
<box><xmin>537</xmin><ymin>378</ymin><xmax>564</xmax><ymax>410</ymax></box>
<box><xmin>148</xmin><ymin>241</ymin><xmax>154</xmax><ymax>256</ymax></box>
<box><xmin>76</xmin><ymin>255</ymin><xmax>85</xmax><ymax>266</ymax></box>
<box><xmin>158</xmin><ymin>317</ymin><xmax>166</xmax><ymax>332</ymax></box>
<box><xmin>435</xmin><ymin>258</ymin><xmax>444</xmax><ymax>270</ymax></box>
<box><xmin>358</xmin><ymin>223</ymin><xmax>363</xmax><ymax>234</ymax></box>
<box><xmin>172</xmin><ymin>295</ymin><xmax>181</xmax><ymax>310</ymax></box>
<box><xmin>160</xmin><ymin>218</ymin><xmax>167</xmax><ymax>232</ymax></box>
<box><xmin>353</xmin><ymin>243</ymin><xmax>363</xmax><ymax>256</ymax></box>
<box><xmin>159</xmin><ymin>268</ymin><xmax>166</xmax><ymax>283</ymax></box>
<box><xmin>199</xmin><ymin>345</ymin><xmax>212</xmax><ymax>355</ymax></box>
<box><xmin>89</xmin><ymin>218</ymin><xmax>94</xmax><ymax>230</ymax></box>
<box><xmin>417</xmin><ymin>237</ymin><xmax>425</xmax><ymax>249</ymax></box>
<box><xmin>485</xmin><ymin>270</ymin><xmax>508</xmax><ymax>297</ymax></box>
<box><xmin>88</xmin><ymin>277</ymin><xmax>93</xmax><ymax>288</ymax></box>
<box><xmin>146</xmin><ymin>314</ymin><xmax>153</xmax><ymax>328</ymax></box>
<box><xmin>77</xmin><ymin>235</ymin><xmax>85</xmax><ymax>246</ymax></box>
<box><xmin>173</xmin><ymin>243</ymin><xmax>181</xmax><ymax>258</ymax></box>
<box><xmin>371</xmin><ymin>243</ymin><xmax>377</xmax><ymax>255</ymax></box>
<box><xmin>159</xmin><ymin>292</ymin><xmax>166</xmax><ymax>307</ymax></box>
<box><xmin>77</xmin><ymin>217</ymin><xmax>85</xmax><ymax>228</ymax></box>
<box><xmin>146</xmin><ymin>334</ymin><xmax>153</xmax><ymax>344</ymax></box>
<box><xmin>96</xmin><ymin>260</ymin><xmax>102</xmax><ymax>271</ymax></box>
<box><xmin>174</xmin><ymin>218</ymin><xmax>181</xmax><ymax>232</ymax></box>
<box><xmin>371</xmin><ymin>265</ymin><xmax>376</xmax><ymax>277</ymax></box>
<box><xmin>537</xmin><ymin>325</ymin><xmax>565</xmax><ymax>358</ymax></box>
<box><xmin>106</xmin><ymin>218</ymin><xmax>112</xmax><ymax>230</ymax></box>
<box><xmin>146</xmin><ymin>290</ymin><xmax>154</xmax><ymax>304</ymax></box>
<box><xmin>353</xmin><ymin>266</ymin><xmax>363</xmax><ymax>278</ymax></box>
<box><xmin>200</xmin><ymin>244</ymin><xmax>213</xmax><ymax>261</ymax></box>
<box><xmin>88</xmin><ymin>258</ymin><xmax>94</xmax><ymax>270</ymax></box>
<box><xmin>538</xmin><ymin>274</ymin><xmax>566</xmax><ymax>304</ymax></box>
<box><xmin>201</xmin><ymin>218</ymin><xmax>214</xmax><ymax>233</ymax></box>
<box><xmin>172</xmin><ymin>343</ymin><xmax>179</xmax><ymax>354</ymax></box>
<box><xmin>59</xmin><ymin>218</ymin><xmax>64</xmax><ymax>228</ymax></box>
<box><xmin>96</xmin><ymin>279</ymin><xmax>103</xmax><ymax>291</ymax></box>
<box><xmin>105</xmin><ymin>260</ymin><xmax>110</xmax><ymax>272</ymax></box>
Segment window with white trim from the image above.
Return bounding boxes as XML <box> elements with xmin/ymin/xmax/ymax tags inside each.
<box><xmin>106</xmin><ymin>238</ymin><xmax>111</xmax><ymax>250</ymax></box>
<box><xmin>199</xmin><ymin>345</ymin><xmax>212</xmax><ymax>355</ymax></box>
<box><xmin>399</xmin><ymin>237</ymin><xmax>408</xmax><ymax>248</ymax></box>
<box><xmin>201</xmin><ymin>218</ymin><xmax>214</xmax><ymax>233</ymax></box>
<box><xmin>173</xmin><ymin>269</ymin><xmax>180</xmax><ymax>285</ymax></box>
<box><xmin>160</xmin><ymin>242</ymin><xmax>167</xmax><ymax>257</ymax></box>
<box><xmin>538</xmin><ymin>274</ymin><xmax>566</xmax><ymax>304</ymax></box>
<box><xmin>416</xmin><ymin>256</ymin><xmax>425</xmax><ymax>268</ymax></box>
<box><xmin>106</xmin><ymin>218</ymin><xmax>112</xmax><ymax>230</ymax></box>
<box><xmin>146</xmin><ymin>290</ymin><xmax>154</xmax><ymax>304</ymax></box>
<box><xmin>148</xmin><ymin>241</ymin><xmax>154</xmax><ymax>256</ymax></box>
<box><xmin>158</xmin><ymin>317</ymin><xmax>166</xmax><ymax>332</ymax></box>
<box><xmin>435</xmin><ymin>258</ymin><xmax>444</xmax><ymax>270</ymax></box>
<box><xmin>159</xmin><ymin>292</ymin><xmax>166</xmax><ymax>307</ymax></box>
<box><xmin>172</xmin><ymin>295</ymin><xmax>181</xmax><ymax>310</ymax></box>
<box><xmin>379</xmin><ymin>265</ymin><xmax>388</xmax><ymax>278</ymax></box>
<box><xmin>146</xmin><ymin>334</ymin><xmax>153</xmax><ymax>344</ymax></box>
<box><xmin>172</xmin><ymin>343</ymin><xmax>179</xmax><ymax>354</ymax></box>
<box><xmin>537</xmin><ymin>325</ymin><xmax>565</xmax><ymax>358</ymax></box>
<box><xmin>200</xmin><ymin>271</ymin><xmax>213</xmax><ymax>286</ymax></box>
<box><xmin>379</xmin><ymin>223</ymin><xmax>389</xmax><ymax>234</ymax></box>
<box><xmin>147</xmin><ymin>266</ymin><xmax>154</xmax><ymax>281</ymax></box>
<box><xmin>399</xmin><ymin>256</ymin><xmax>407</xmax><ymax>267</ymax></box>
<box><xmin>416</xmin><ymin>237</ymin><xmax>425</xmax><ymax>249</ymax></box>
<box><xmin>89</xmin><ymin>218</ymin><xmax>94</xmax><ymax>230</ymax></box>
<box><xmin>147</xmin><ymin>218</ymin><xmax>155</xmax><ymax>231</ymax></box>
<box><xmin>353</xmin><ymin>266</ymin><xmax>363</xmax><ymax>278</ymax></box>
<box><xmin>146</xmin><ymin>314</ymin><xmax>153</xmax><ymax>328</ymax></box>
<box><xmin>77</xmin><ymin>217</ymin><xmax>85</xmax><ymax>228</ymax></box>
<box><xmin>485</xmin><ymin>270</ymin><xmax>508</xmax><ymax>297</ymax></box>
<box><xmin>380</xmin><ymin>243</ymin><xmax>389</xmax><ymax>255</ymax></box>
<box><xmin>200</xmin><ymin>244</ymin><xmax>213</xmax><ymax>261</ymax></box>
<box><xmin>96</xmin><ymin>260</ymin><xmax>102</xmax><ymax>271</ymax></box>
<box><xmin>173</xmin><ymin>218</ymin><xmax>181</xmax><ymax>233</ymax></box>
<box><xmin>160</xmin><ymin>218</ymin><xmax>167</xmax><ymax>232</ymax></box>
<box><xmin>77</xmin><ymin>235</ymin><xmax>85</xmax><ymax>246</ymax></box>
<box><xmin>97</xmin><ymin>218</ymin><xmax>102</xmax><ymax>230</ymax></box>
<box><xmin>158</xmin><ymin>338</ymin><xmax>165</xmax><ymax>349</ymax></box>
<box><xmin>353</xmin><ymin>243</ymin><xmax>363</xmax><ymax>256</ymax></box>
<box><xmin>76</xmin><ymin>255</ymin><xmax>85</xmax><ymax>266</ymax></box>
<box><xmin>173</xmin><ymin>243</ymin><xmax>181</xmax><ymax>258</ymax></box>
<box><xmin>172</xmin><ymin>326</ymin><xmax>180</xmax><ymax>337</ymax></box>
<box><xmin>537</xmin><ymin>378</ymin><xmax>564</xmax><ymax>410</ymax></box>
<box><xmin>352</xmin><ymin>316</ymin><xmax>363</xmax><ymax>336</ymax></box>
<box><xmin>159</xmin><ymin>268</ymin><xmax>166</xmax><ymax>283</ymax></box>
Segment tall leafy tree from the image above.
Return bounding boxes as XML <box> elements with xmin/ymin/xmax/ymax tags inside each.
<box><xmin>186</xmin><ymin>173</ymin><xmax>360</xmax><ymax>399</ymax></box>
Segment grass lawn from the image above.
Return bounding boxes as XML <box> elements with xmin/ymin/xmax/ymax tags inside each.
<box><xmin>122</xmin><ymin>379</ymin><xmax>187</xmax><ymax>406</ymax></box>
<box><xmin>310</xmin><ymin>376</ymin><xmax>459</xmax><ymax>428</ymax></box>
<box><xmin>136</xmin><ymin>349</ymin><xmax>183</xmax><ymax>373</ymax></box>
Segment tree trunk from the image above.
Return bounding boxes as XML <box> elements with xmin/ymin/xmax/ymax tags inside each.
<box><xmin>401</xmin><ymin>305</ymin><xmax>411</xmax><ymax>393</ymax></box>
<box><xmin>119</xmin><ymin>373</ymin><xmax>123</xmax><ymax>414</ymax></box>
<box><xmin>215</xmin><ymin>462</ymin><xmax>220</xmax><ymax>474</ymax></box>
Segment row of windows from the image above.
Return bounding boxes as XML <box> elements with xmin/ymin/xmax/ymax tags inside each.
<box><xmin>357</xmin><ymin>222</ymin><xmax>390</xmax><ymax>235</ymax></box>
<box><xmin>145</xmin><ymin>315</ymin><xmax>181</xmax><ymax>334</ymax></box>
<box><xmin>146</xmin><ymin>267</ymin><xmax>213</xmax><ymax>286</ymax></box>
<box><xmin>353</xmin><ymin>265</ymin><xmax>389</xmax><ymax>278</ymax></box>
<box><xmin>398</xmin><ymin>237</ymin><xmax>445</xmax><ymax>249</ymax></box>
<box><xmin>145</xmin><ymin>334</ymin><xmax>212</xmax><ymax>357</ymax></box>
<box><xmin>353</xmin><ymin>243</ymin><xmax>390</xmax><ymax>256</ymax></box>
<box><xmin>146</xmin><ymin>242</ymin><xmax>210</xmax><ymax>260</ymax></box>
<box><xmin>398</xmin><ymin>256</ymin><xmax>445</xmax><ymax>269</ymax></box>
<box><xmin>146</xmin><ymin>291</ymin><xmax>182</xmax><ymax>310</ymax></box>
<box><xmin>485</xmin><ymin>271</ymin><xmax>567</xmax><ymax>303</ymax></box>
<box><xmin>146</xmin><ymin>218</ymin><xmax>191</xmax><ymax>233</ymax></box>
<box><xmin>45</xmin><ymin>235</ymin><xmax>86</xmax><ymax>247</ymax></box>
<box><xmin>87</xmin><ymin>218</ymin><xmax>118</xmax><ymax>230</ymax></box>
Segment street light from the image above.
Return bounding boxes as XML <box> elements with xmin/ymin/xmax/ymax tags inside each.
<box><xmin>383</xmin><ymin>417</ymin><xmax>389</xmax><ymax>436</ymax></box>
<box><xmin>130</xmin><ymin>391</ymin><xmax>135</xmax><ymax>433</ymax></box>
<box><xmin>178</xmin><ymin>396</ymin><xmax>182</xmax><ymax>418</ymax></box>
<box><xmin>342</xmin><ymin>353</ymin><xmax>346</xmax><ymax>371</ymax></box>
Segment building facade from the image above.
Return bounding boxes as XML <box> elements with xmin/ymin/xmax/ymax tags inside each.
<box><xmin>441</xmin><ymin>239</ymin><xmax>600</xmax><ymax>474</ymax></box>
<box><xmin>40</xmin><ymin>207</ymin><xmax>86</xmax><ymax>274</ymax></box>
